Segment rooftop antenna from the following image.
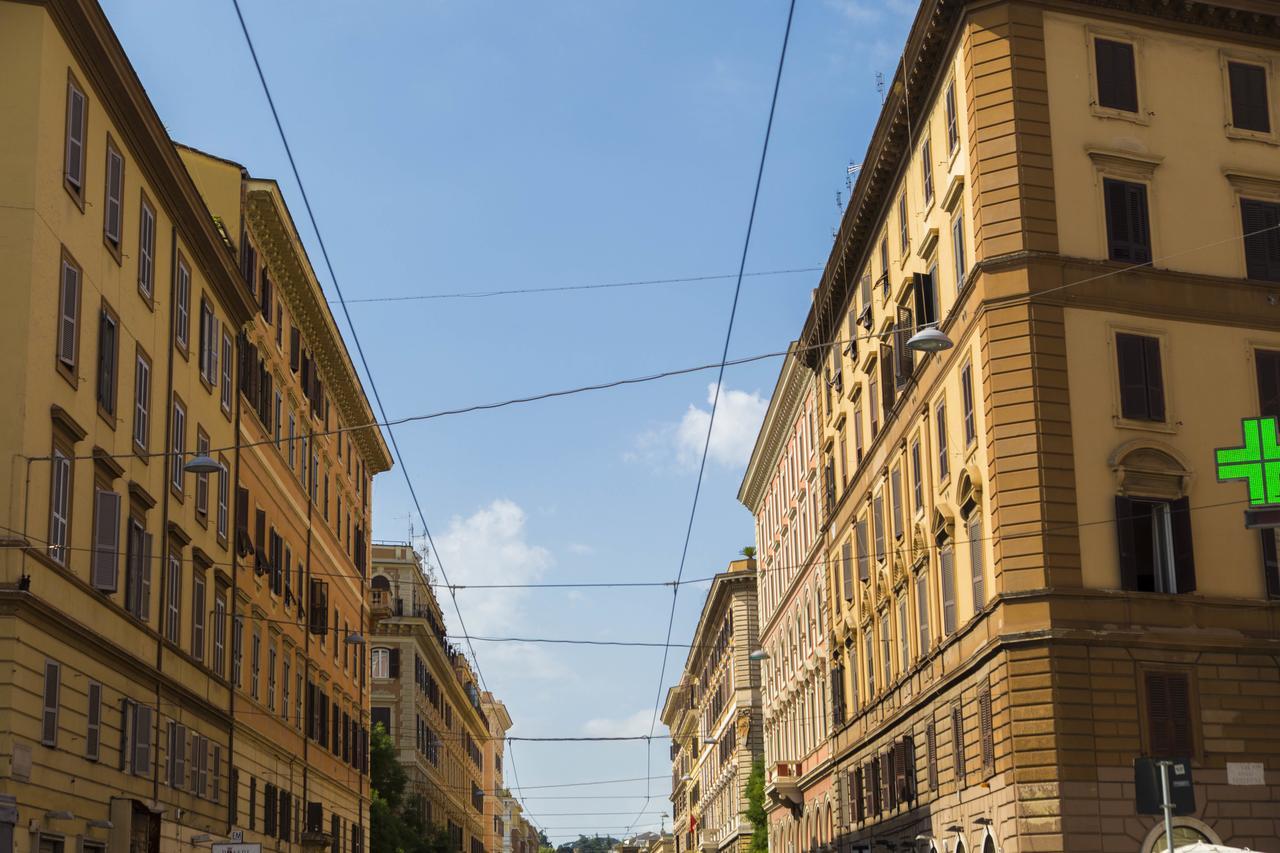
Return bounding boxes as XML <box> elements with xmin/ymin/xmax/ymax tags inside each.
<box><xmin>875</xmin><ymin>71</ymin><xmax>885</xmax><ymax>104</ymax></box>
<box><xmin>835</xmin><ymin>190</ymin><xmax>843</xmax><ymax>211</ymax></box>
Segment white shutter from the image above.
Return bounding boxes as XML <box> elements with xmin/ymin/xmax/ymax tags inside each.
<box><xmin>91</xmin><ymin>490</ymin><xmax>121</xmax><ymax>591</ymax></box>
<box><xmin>59</xmin><ymin>262</ymin><xmax>79</xmax><ymax>366</ymax></box>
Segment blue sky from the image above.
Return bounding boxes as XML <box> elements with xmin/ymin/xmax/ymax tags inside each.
<box><xmin>104</xmin><ymin>0</ymin><xmax>914</xmax><ymax>840</ymax></box>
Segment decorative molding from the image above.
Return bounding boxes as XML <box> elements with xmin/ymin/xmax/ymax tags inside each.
<box><xmin>1086</xmin><ymin>146</ymin><xmax>1165</xmax><ymax>178</ymax></box>
<box><xmin>1224</xmin><ymin>168</ymin><xmax>1280</xmax><ymax>200</ymax></box>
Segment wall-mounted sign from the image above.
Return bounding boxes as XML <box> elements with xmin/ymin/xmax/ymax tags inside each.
<box><xmin>1216</xmin><ymin>417</ymin><xmax>1280</xmax><ymax>506</ymax></box>
<box><xmin>1227</xmin><ymin>762</ymin><xmax>1265</xmax><ymax>786</ymax></box>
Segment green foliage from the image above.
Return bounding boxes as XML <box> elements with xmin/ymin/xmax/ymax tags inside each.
<box><xmin>743</xmin><ymin>757</ymin><xmax>768</xmax><ymax>853</ymax></box>
<box><xmin>370</xmin><ymin>723</ymin><xmax>454</xmax><ymax>853</ymax></box>
<box><xmin>555</xmin><ymin>836</ymin><xmax>620</xmax><ymax>853</ymax></box>
<box><xmin>740</xmin><ymin>546</ymin><xmax>757</xmax><ymax>559</ymax></box>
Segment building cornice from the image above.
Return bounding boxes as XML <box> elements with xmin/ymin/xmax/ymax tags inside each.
<box><xmin>42</xmin><ymin>0</ymin><xmax>257</xmax><ymax>326</ymax></box>
<box><xmin>800</xmin><ymin>0</ymin><xmax>1280</xmax><ymax>365</ymax></box>
<box><xmin>738</xmin><ymin>345</ymin><xmax>812</xmax><ymax>512</ymax></box>
<box><xmin>244</xmin><ymin>183</ymin><xmax>393</xmax><ymax>474</ymax></box>
<box><xmin>685</xmin><ymin>565</ymin><xmax>757</xmax><ymax>674</ymax></box>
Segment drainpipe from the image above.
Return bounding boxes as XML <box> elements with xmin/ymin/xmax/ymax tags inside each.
<box><xmin>302</xmin><ymin>440</ymin><xmax>314</xmax><ymax>827</ymax></box>
<box><xmin>227</xmin><ymin>333</ymin><xmax>244</xmax><ymax>834</ymax></box>
<box><xmin>153</xmin><ymin>223</ymin><xmax>180</xmax><ymax>804</ymax></box>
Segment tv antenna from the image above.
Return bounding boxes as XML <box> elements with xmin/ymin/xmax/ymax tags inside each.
<box><xmin>875</xmin><ymin>71</ymin><xmax>885</xmax><ymax>104</ymax></box>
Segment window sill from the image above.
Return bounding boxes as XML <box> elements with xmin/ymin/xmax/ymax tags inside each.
<box><xmin>1089</xmin><ymin>104</ymin><xmax>1151</xmax><ymax>126</ymax></box>
<box><xmin>1226</xmin><ymin>126</ymin><xmax>1280</xmax><ymax>147</ymax></box>
<box><xmin>1112</xmin><ymin>416</ymin><xmax>1179</xmax><ymax>434</ymax></box>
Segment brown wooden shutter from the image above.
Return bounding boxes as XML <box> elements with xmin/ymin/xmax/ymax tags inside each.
<box><xmin>290</xmin><ymin>327</ymin><xmax>301</xmax><ymax>372</ymax></box>
<box><xmin>901</xmin><ymin>735</ymin><xmax>915</xmax><ymax>802</ymax></box>
<box><xmin>841</xmin><ymin>541</ymin><xmax>854</xmax><ymax>602</ymax></box>
<box><xmin>1241</xmin><ymin>200</ymin><xmax>1280</xmax><ymax>283</ymax></box>
<box><xmin>952</xmin><ymin>704</ymin><xmax>966</xmax><ymax>780</ymax></box>
<box><xmin>91</xmin><ymin>490</ymin><xmax>121</xmax><ymax>591</ymax></box>
<box><xmin>926</xmin><ymin>721</ymin><xmax>938</xmax><ymax>790</ymax></box>
<box><xmin>41</xmin><ymin>661</ymin><xmax>60</xmax><ymax>745</ymax></box>
<box><xmin>1169</xmin><ymin>497</ymin><xmax>1197</xmax><ymax>594</ymax></box>
<box><xmin>1095</xmin><ymin>39</ymin><xmax>1137</xmax><ymax>112</ymax></box>
<box><xmin>140</xmin><ymin>531</ymin><xmax>153</xmax><ymax>621</ymax></box>
<box><xmin>979</xmin><ymin>687</ymin><xmax>995</xmax><ymax>772</ymax></box>
<box><xmin>1145</xmin><ymin>670</ymin><xmax>1194</xmax><ymax>757</ymax></box>
<box><xmin>886</xmin><ymin>746</ymin><xmax>898</xmax><ymax>810</ymax></box>
<box><xmin>134</xmin><ymin>704</ymin><xmax>152</xmax><ymax>774</ymax></box>
<box><xmin>1229</xmin><ymin>62</ymin><xmax>1271</xmax><ymax>133</ymax></box>
<box><xmin>389</xmin><ymin>648</ymin><xmax>401</xmax><ymax>678</ymax></box>
<box><xmin>879</xmin><ymin>344</ymin><xmax>896</xmax><ymax>413</ymax></box>
<box><xmin>894</xmin><ymin>305</ymin><xmax>914</xmax><ymax>385</ymax></box>
<box><xmin>1115</xmin><ymin>496</ymin><xmax>1139</xmax><ymax>591</ymax></box>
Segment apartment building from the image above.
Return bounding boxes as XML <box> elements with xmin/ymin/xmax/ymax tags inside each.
<box><xmin>791</xmin><ymin>0</ymin><xmax>1280</xmax><ymax>851</ymax></box>
<box><xmin>480</xmin><ymin>693</ymin><xmax>513</xmax><ymax>853</ymax></box>
<box><xmin>178</xmin><ymin>146</ymin><xmax>391</xmax><ymax>853</ymax></box>
<box><xmin>0</xmin><ymin>2</ymin><xmax>251</xmax><ymax>849</ymax></box>
<box><xmin>661</xmin><ymin>559</ymin><xmax>763</xmax><ymax>853</ymax></box>
<box><xmin>369</xmin><ymin>544</ymin><xmax>492</xmax><ymax>853</ymax></box>
<box><xmin>738</xmin><ymin>351</ymin><xmax>835</xmax><ymax>853</ymax></box>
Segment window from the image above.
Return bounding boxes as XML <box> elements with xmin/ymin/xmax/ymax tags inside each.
<box><xmin>938</xmin><ymin>526</ymin><xmax>957</xmax><ymax>636</ymax></box>
<box><xmin>195</xmin><ymin>430</ymin><xmax>210</xmax><ymax>519</ymax></box>
<box><xmin>1144</xmin><ymin>670</ymin><xmax>1194</xmax><ymax>757</ymax></box>
<box><xmin>49</xmin><ymin>448</ymin><xmax>71</xmax><ymax>565</ymax></box>
<box><xmin>921</xmin><ymin>138</ymin><xmax>934</xmax><ymax>207</ymax></box>
<box><xmin>175</xmin><ymin>259</ymin><xmax>191</xmax><ymax>351</ymax></box>
<box><xmin>936</xmin><ymin>401</ymin><xmax>949</xmax><ymax>480</ymax></box>
<box><xmin>952</xmin><ymin>214</ymin><xmax>967</xmax><ymax>288</ymax></box>
<box><xmin>864</xmin><ymin>626</ymin><xmax>876</xmax><ymax>695</ymax></box>
<box><xmin>90</xmin><ymin>487</ymin><xmax>121</xmax><ymax>592</ymax></box>
<box><xmin>910</xmin><ymin>439</ymin><xmax>923</xmax><ymax>512</ymax></box>
<box><xmin>855</xmin><ymin>517</ymin><xmax>870</xmax><ymax>583</ymax></box>
<box><xmin>897</xmin><ymin>594</ymin><xmax>910</xmax><ymax>670</ymax></box>
<box><xmin>190</xmin><ymin>569</ymin><xmax>207</xmax><ymax>661</ymax></box>
<box><xmin>879</xmin><ymin>617</ymin><xmax>892</xmax><ymax>684</ymax></box>
<box><xmin>1094</xmin><ymin>37</ymin><xmax>1138</xmax><ymax>113</ymax></box>
<box><xmin>951</xmin><ymin>703</ymin><xmax>966</xmax><ymax>780</ymax></box>
<box><xmin>220</xmin><ymin>331</ymin><xmax>233</xmax><ymax>413</ymax></box>
<box><xmin>1115</xmin><ymin>496</ymin><xmax>1195</xmax><ymax>594</ymax></box>
<box><xmin>167</xmin><ymin>721</ymin><xmax>187</xmax><ymax>790</ymax></box>
<box><xmin>853</xmin><ymin>399</ymin><xmax>864</xmax><ymax>465</ymax></box>
<box><xmin>268</xmin><ymin>642</ymin><xmax>277</xmax><ymax>712</ymax></box>
<box><xmin>961</xmin><ymin>364</ymin><xmax>976</xmax><ymax>446</ymax></box>
<box><xmin>372</xmin><ymin>648</ymin><xmax>389</xmax><ymax>679</ymax></box>
<box><xmin>86</xmin><ymin>680</ymin><xmax>101</xmax><ymax>760</ymax></box>
<box><xmin>133</xmin><ymin>350</ymin><xmax>151</xmax><ymax>450</ymax></box>
<box><xmin>251</xmin><ymin>631</ymin><xmax>261</xmax><ymax>700</ymax></box>
<box><xmin>898</xmin><ymin>191</ymin><xmax>909</xmax><ymax>254</ymax></box>
<box><xmin>217</xmin><ymin>460</ymin><xmax>229</xmax><ymax>543</ymax></box>
<box><xmin>57</xmin><ymin>253</ymin><xmax>82</xmax><ymax>375</ymax></box>
<box><xmin>967</xmin><ymin>511</ymin><xmax>985</xmax><ymax>610</ymax></box>
<box><xmin>1241</xmin><ymin>199</ymin><xmax>1280</xmax><ymax>282</ymax></box>
<box><xmin>42</xmin><ymin>660</ymin><xmax>60</xmax><ymax>745</ymax></box>
<box><xmin>124</xmin><ymin>519</ymin><xmax>151</xmax><ymax>621</ymax></box>
<box><xmin>274</xmin><ymin>392</ymin><xmax>283</xmax><ymax>446</ymax></box>
<box><xmin>869</xmin><ymin>369</ymin><xmax>880</xmax><ymax>437</ymax></box>
<box><xmin>170</xmin><ymin>397</ymin><xmax>186</xmax><ymax>494</ymax></box>
<box><xmin>1103</xmin><ymin>178</ymin><xmax>1151</xmax><ymax>263</ymax></box>
<box><xmin>199</xmin><ymin>300</ymin><xmax>220</xmax><ymax>386</ymax></box>
<box><xmin>232</xmin><ymin>617</ymin><xmax>243</xmax><ymax>688</ymax></box>
<box><xmin>97</xmin><ymin>304</ymin><xmax>119</xmax><ymax>417</ymax></box>
<box><xmin>872</xmin><ymin>493</ymin><xmax>886</xmax><ymax>563</ymax></box>
<box><xmin>1115</xmin><ymin>332</ymin><xmax>1165</xmax><ymax>422</ymax></box>
<box><xmin>213</xmin><ymin>593</ymin><xmax>227</xmax><ymax>676</ymax></box>
<box><xmin>165</xmin><ymin>550</ymin><xmax>182</xmax><ymax>643</ymax></box>
<box><xmin>913</xmin><ymin>269</ymin><xmax>937</xmax><ymax>329</ymax></box>
<box><xmin>944</xmin><ymin>81</ymin><xmax>959</xmax><ymax>152</ymax></box>
<box><xmin>1227</xmin><ymin>61</ymin><xmax>1271</xmax><ymax>134</ymax></box>
<box><xmin>64</xmin><ymin>75</ymin><xmax>87</xmax><ymax>200</ymax></box>
<box><xmin>978</xmin><ymin>686</ymin><xmax>994</xmax><ymax>772</ymax></box>
<box><xmin>282</xmin><ymin>656</ymin><xmax>291</xmax><ymax>720</ymax></box>
<box><xmin>890</xmin><ymin>466</ymin><xmax>904</xmax><ymax>539</ymax></box>
<box><xmin>139</xmin><ymin>195</ymin><xmax>156</xmax><ymax>299</ymax></box>
<box><xmin>104</xmin><ymin>139</ymin><xmax>124</xmax><ymax>252</ymax></box>
<box><xmin>915</xmin><ymin>570</ymin><xmax>930</xmax><ymax>653</ymax></box>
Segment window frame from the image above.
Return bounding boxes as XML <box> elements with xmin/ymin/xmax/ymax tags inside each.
<box><xmin>1111</xmin><ymin>328</ymin><xmax>1171</xmax><ymax>429</ymax></box>
<box><xmin>1137</xmin><ymin>667</ymin><xmax>1200</xmax><ymax>760</ymax></box>
<box><xmin>103</xmin><ymin>134</ymin><xmax>125</xmax><ymax>261</ymax></box>
<box><xmin>1220</xmin><ymin>51</ymin><xmax>1276</xmax><ymax>144</ymax></box>
<box><xmin>138</xmin><ymin>190</ymin><xmax>157</xmax><ymax>306</ymax></box>
<box><xmin>1102</xmin><ymin>176</ymin><xmax>1153</xmax><ymax>264</ymax></box>
<box><xmin>1238</xmin><ymin>194</ymin><xmax>1280</xmax><ymax>283</ymax></box>
<box><xmin>133</xmin><ymin>346</ymin><xmax>152</xmax><ymax>455</ymax></box>
<box><xmin>170</xmin><ymin>394</ymin><xmax>187</xmax><ymax>498</ymax></box>
<box><xmin>48</xmin><ymin>439</ymin><xmax>73</xmax><ymax>567</ymax></box>
<box><xmin>174</xmin><ymin>254</ymin><xmax>191</xmax><ymax>356</ymax></box>
<box><xmin>96</xmin><ymin>299</ymin><xmax>120</xmax><ymax>425</ymax></box>
<box><xmin>944</xmin><ymin>80</ymin><xmax>959</xmax><ymax>155</ymax></box>
<box><xmin>1088</xmin><ymin>30</ymin><xmax>1146</xmax><ymax>123</ymax></box>
<box><xmin>56</xmin><ymin>248</ymin><xmax>83</xmax><ymax>387</ymax></box>
<box><xmin>920</xmin><ymin>137</ymin><xmax>934</xmax><ymax>210</ymax></box>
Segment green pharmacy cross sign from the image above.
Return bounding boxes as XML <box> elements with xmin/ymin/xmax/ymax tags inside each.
<box><xmin>1216</xmin><ymin>417</ymin><xmax>1280</xmax><ymax>506</ymax></box>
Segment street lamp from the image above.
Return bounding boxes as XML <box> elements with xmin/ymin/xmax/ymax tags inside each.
<box><xmin>906</xmin><ymin>326</ymin><xmax>953</xmax><ymax>353</ymax></box>
<box><xmin>748</xmin><ymin>649</ymin><xmax>769</xmax><ymax>661</ymax></box>
<box><xmin>183</xmin><ymin>454</ymin><xmax>223</xmax><ymax>475</ymax></box>
<box><xmin>345</xmin><ymin>632</ymin><xmax>366</xmax><ymax>645</ymax></box>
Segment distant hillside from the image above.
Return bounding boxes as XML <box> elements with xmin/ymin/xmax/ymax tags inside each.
<box><xmin>555</xmin><ymin>835</ymin><xmax>620</xmax><ymax>853</ymax></box>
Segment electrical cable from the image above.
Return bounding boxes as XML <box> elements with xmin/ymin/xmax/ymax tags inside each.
<box><xmin>629</xmin><ymin>0</ymin><xmax>796</xmax><ymax>836</ymax></box>
<box><xmin>336</xmin><ymin>267</ymin><xmax>822</xmax><ymax>304</ymax></box>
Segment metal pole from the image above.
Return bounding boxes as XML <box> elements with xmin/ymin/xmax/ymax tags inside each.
<box><xmin>1157</xmin><ymin>760</ymin><xmax>1175</xmax><ymax>853</ymax></box>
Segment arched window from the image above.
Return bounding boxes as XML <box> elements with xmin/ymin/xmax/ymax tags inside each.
<box><xmin>933</xmin><ymin>511</ymin><xmax>957</xmax><ymax>636</ymax></box>
<box><xmin>1110</xmin><ymin>444</ymin><xmax>1195</xmax><ymax>595</ymax></box>
<box><xmin>959</xmin><ymin>474</ymin><xmax>986</xmax><ymax>614</ymax></box>
<box><xmin>982</xmin><ymin>836</ymin><xmax>996</xmax><ymax>853</ymax></box>
<box><xmin>371</xmin><ymin>647</ymin><xmax>390</xmax><ymax>679</ymax></box>
<box><xmin>371</xmin><ymin>575</ymin><xmax>390</xmax><ymax>591</ymax></box>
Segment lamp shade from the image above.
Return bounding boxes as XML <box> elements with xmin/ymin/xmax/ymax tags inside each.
<box><xmin>183</xmin><ymin>454</ymin><xmax>223</xmax><ymax>475</ymax></box>
<box><xmin>906</xmin><ymin>327</ymin><xmax>953</xmax><ymax>353</ymax></box>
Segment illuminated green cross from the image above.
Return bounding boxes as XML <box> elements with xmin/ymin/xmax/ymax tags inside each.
<box><xmin>1216</xmin><ymin>417</ymin><xmax>1280</xmax><ymax>506</ymax></box>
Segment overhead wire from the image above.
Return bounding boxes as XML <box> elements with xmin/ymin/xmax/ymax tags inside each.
<box><xmin>629</xmin><ymin>0</ymin><xmax>797</xmax><ymax>836</ymax></box>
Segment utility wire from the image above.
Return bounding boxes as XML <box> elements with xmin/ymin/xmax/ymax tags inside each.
<box><xmin>337</xmin><ymin>267</ymin><xmax>822</xmax><ymax>304</ymax></box>
<box><xmin>632</xmin><ymin>0</ymin><xmax>796</xmax><ymax>836</ymax></box>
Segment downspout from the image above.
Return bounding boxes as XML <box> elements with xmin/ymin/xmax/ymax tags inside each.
<box><xmin>227</xmin><ymin>330</ymin><xmax>245</xmax><ymax>834</ymax></box>
<box><xmin>153</xmin><ymin>223</ymin><xmax>179</xmax><ymax>803</ymax></box>
<box><xmin>302</xmin><ymin>440</ymin><xmax>315</xmax><ymax>826</ymax></box>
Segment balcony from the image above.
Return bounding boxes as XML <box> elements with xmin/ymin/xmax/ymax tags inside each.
<box><xmin>766</xmin><ymin>761</ymin><xmax>801</xmax><ymax>805</ymax></box>
<box><xmin>371</xmin><ymin>588</ymin><xmax>393</xmax><ymax>618</ymax></box>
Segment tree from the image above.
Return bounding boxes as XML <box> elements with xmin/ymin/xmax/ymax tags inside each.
<box><xmin>740</xmin><ymin>546</ymin><xmax>757</xmax><ymax>559</ymax></box>
<box><xmin>371</xmin><ymin>723</ymin><xmax>453</xmax><ymax>853</ymax></box>
<box><xmin>743</xmin><ymin>757</ymin><xmax>768</xmax><ymax>853</ymax></box>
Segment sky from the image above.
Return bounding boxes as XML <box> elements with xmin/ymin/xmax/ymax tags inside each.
<box><xmin>102</xmin><ymin>0</ymin><xmax>915</xmax><ymax>841</ymax></box>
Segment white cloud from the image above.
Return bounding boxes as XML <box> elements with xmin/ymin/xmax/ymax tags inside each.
<box><xmin>434</xmin><ymin>499</ymin><xmax>552</xmax><ymax>637</ymax></box>
<box><xmin>674</xmin><ymin>383</ymin><xmax>769</xmax><ymax>469</ymax></box>
<box><xmin>584</xmin><ymin>708</ymin><xmax>658</xmax><ymax>738</ymax></box>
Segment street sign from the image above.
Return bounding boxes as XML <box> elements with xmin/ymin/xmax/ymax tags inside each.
<box><xmin>229</xmin><ymin>831</ymin><xmax>244</xmax><ymax>843</ymax></box>
<box><xmin>1216</xmin><ymin>417</ymin><xmax>1280</xmax><ymax>506</ymax></box>
<box><xmin>1134</xmin><ymin>757</ymin><xmax>1195</xmax><ymax>815</ymax></box>
<box><xmin>213</xmin><ymin>844</ymin><xmax>261</xmax><ymax>853</ymax></box>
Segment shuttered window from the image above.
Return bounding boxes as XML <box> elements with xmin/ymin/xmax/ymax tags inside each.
<box><xmin>894</xmin><ymin>305</ymin><xmax>914</xmax><ymax>386</ymax></box>
<box><xmin>175</xmin><ymin>259</ymin><xmax>191</xmax><ymax>351</ymax></box>
<box><xmin>912</xmin><ymin>270</ymin><xmax>938</xmax><ymax>330</ymax></box>
<box><xmin>968</xmin><ymin>512</ymin><xmax>985</xmax><ymax>611</ymax></box>
<box><xmin>133</xmin><ymin>704</ymin><xmax>153</xmax><ymax>775</ymax></box>
<box><xmin>1228</xmin><ymin>61</ymin><xmax>1271</xmax><ymax>134</ymax></box>
<box><xmin>64</xmin><ymin>76</ymin><xmax>87</xmax><ymax>196</ymax></box>
<box><xmin>97</xmin><ymin>306</ymin><xmax>119</xmax><ymax>416</ymax></box>
<box><xmin>873</xmin><ymin>493</ymin><xmax>886</xmax><ymax>563</ymax></box>
<box><xmin>898</xmin><ymin>191</ymin><xmax>909</xmax><ymax>253</ymax></box>
<box><xmin>1104</xmin><ymin>178</ymin><xmax>1151</xmax><ymax>263</ymax></box>
<box><xmin>891</xmin><ymin>466</ymin><xmax>904</xmax><ymax>539</ymax></box>
<box><xmin>133</xmin><ymin>350</ymin><xmax>151</xmax><ymax>450</ymax></box>
<box><xmin>841</xmin><ymin>540</ymin><xmax>854</xmax><ymax>602</ymax></box>
<box><xmin>1241</xmin><ymin>199</ymin><xmax>1280</xmax><ymax>282</ymax></box>
<box><xmin>1094</xmin><ymin>38</ymin><xmax>1138</xmax><ymax>113</ymax></box>
<box><xmin>979</xmin><ymin>686</ymin><xmax>994</xmax><ymax>772</ymax></box>
<box><xmin>1144</xmin><ymin>670</ymin><xmax>1194</xmax><ymax>757</ymax></box>
<box><xmin>58</xmin><ymin>255</ymin><xmax>82</xmax><ymax>371</ymax></box>
<box><xmin>926</xmin><ymin>721</ymin><xmax>938</xmax><ymax>790</ymax></box>
<box><xmin>221</xmin><ymin>331</ymin><xmax>234</xmax><ymax>413</ymax></box>
<box><xmin>165</xmin><ymin>551</ymin><xmax>182</xmax><ymax>642</ymax></box>
<box><xmin>915</xmin><ymin>570</ymin><xmax>930</xmax><ymax>653</ymax></box>
<box><xmin>170</xmin><ymin>397</ymin><xmax>186</xmax><ymax>492</ymax></box>
<box><xmin>945</xmin><ymin>81</ymin><xmax>959</xmax><ymax>152</ymax></box>
<box><xmin>213</xmin><ymin>593</ymin><xmax>227</xmax><ymax>676</ymax></box>
<box><xmin>855</xmin><ymin>517</ymin><xmax>871</xmax><ymax>582</ymax></box>
<box><xmin>139</xmin><ymin>197</ymin><xmax>156</xmax><ymax>298</ymax></box>
<box><xmin>125</xmin><ymin>519</ymin><xmax>152</xmax><ymax>621</ymax></box>
<box><xmin>41</xmin><ymin>660</ymin><xmax>60</xmax><ymax>746</ymax></box>
<box><xmin>49</xmin><ymin>449</ymin><xmax>71</xmax><ymax>565</ymax></box>
<box><xmin>921</xmin><ymin>138</ymin><xmax>934</xmax><ymax>207</ymax></box>
<box><xmin>961</xmin><ymin>364</ymin><xmax>976</xmax><ymax>446</ymax></box>
<box><xmin>1116</xmin><ymin>333</ymin><xmax>1165</xmax><ymax>422</ymax></box>
<box><xmin>91</xmin><ymin>488</ymin><xmax>121</xmax><ymax>592</ymax></box>
<box><xmin>86</xmin><ymin>681</ymin><xmax>101</xmax><ymax>760</ymax></box>
<box><xmin>940</xmin><ymin>546</ymin><xmax>956</xmax><ymax>635</ymax></box>
<box><xmin>952</xmin><ymin>703</ymin><xmax>966</xmax><ymax>781</ymax></box>
<box><xmin>104</xmin><ymin>140</ymin><xmax>124</xmax><ymax>248</ymax></box>
<box><xmin>191</xmin><ymin>572</ymin><xmax>206</xmax><ymax>662</ymax></box>
<box><xmin>936</xmin><ymin>401</ymin><xmax>949</xmax><ymax>480</ymax></box>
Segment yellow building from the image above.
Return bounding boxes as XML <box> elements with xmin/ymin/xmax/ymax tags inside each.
<box><xmin>791</xmin><ymin>0</ymin><xmax>1280</xmax><ymax>851</ymax></box>
<box><xmin>0</xmin><ymin>2</ymin><xmax>390</xmax><ymax>852</ymax></box>
<box><xmin>369</xmin><ymin>544</ymin><xmax>492</xmax><ymax>853</ymax></box>
<box><xmin>178</xmin><ymin>146</ymin><xmax>392</xmax><ymax>853</ymax></box>
<box><xmin>661</xmin><ymin>559</ymin><xmax>762</xmax><ymax>853</ymax></box>
<box><xmin>479</xmin><ymin>692</ymin><xmax>512</xmax><ymax>853</ymax></box>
